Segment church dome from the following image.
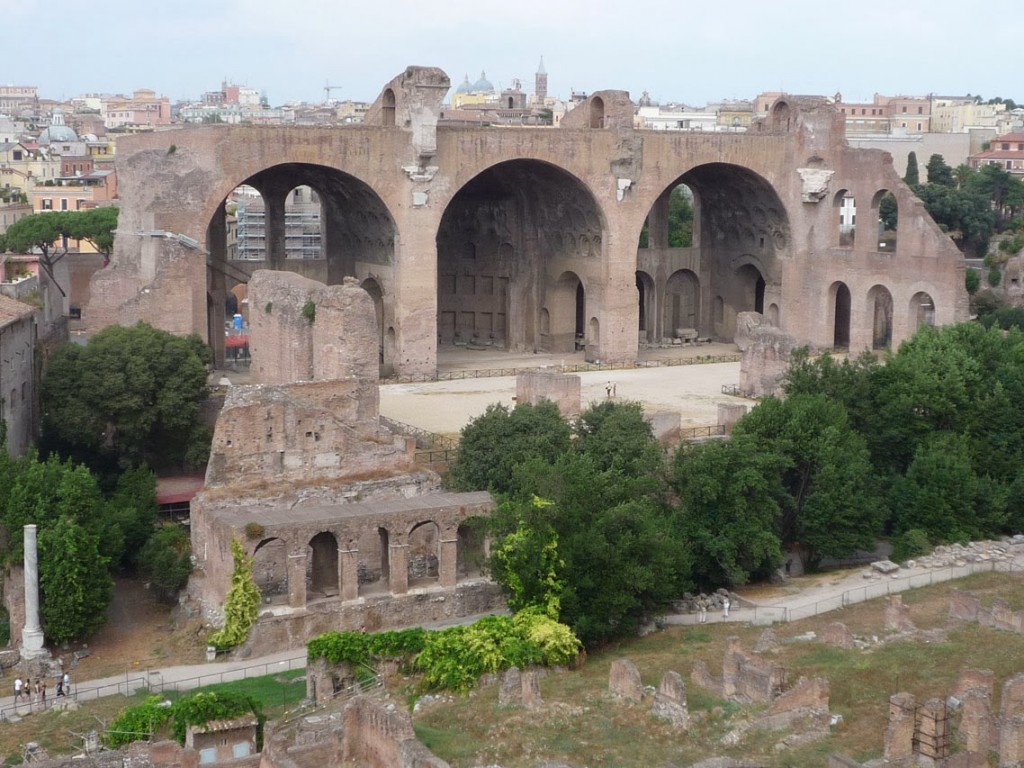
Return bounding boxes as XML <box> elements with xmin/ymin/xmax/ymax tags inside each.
<box><xmin>38</xmin><ymin>109</ymin><xmax>78</xmax><ymax>144</ymax></box>
<box><xmin>455</xmin><ymin>74</ymin><xmax>473</xmax><ymax>94</ymax></box>
<box><xmin>471</xmin><ymin>71</ymin><xmax>494</xmax><ymax>93</ymax></box>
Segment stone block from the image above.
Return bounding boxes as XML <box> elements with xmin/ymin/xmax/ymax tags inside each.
<box><xmin>608</xmin><ymin>658</ymin><xmax>643</xmax><ymax>702</ymax></box>
<box><xmin>516</xmin><ymin>371</ymin><xmax>581</xmax><ymax>417</ymax></box>
<box><xmin>717</xmin><ymin>403</ymin><xmax>748</xmax><ymax>435</ymax></box>
<box><xmin>499</xmin><ymin>666</ymin><xmax>523</xmax><ymax>706</ymax></box>
<box><xmin>885</xmin><ymin>594</ymin><xmax>916</xmax><ymax>632</ymax></box>
<box><xmin>884</xmin><ymin>692</ymin><xmax>916</xmax><ymax>762</ymax></box>
<box><xmin>650</xmin><ymin>670</ymin><xmax>690</xmax><ymax>729</ymax></box>
<box><xmin>821</xmin><ymin>622</ymin><xmax>854</xmax><ymax>649</ymax></box>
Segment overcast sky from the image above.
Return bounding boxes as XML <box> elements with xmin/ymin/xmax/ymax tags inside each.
<box><xmin>5</xmin><ymin>0</ymin><xmax>1020</xmax><ymax>107</ymax></box>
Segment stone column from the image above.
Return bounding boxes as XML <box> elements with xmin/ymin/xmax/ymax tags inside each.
<box><xmin>438</xmin><ymin>533</ymin><xmax>458</xmax><ymax>588</ymax></box>
<box><xmin>287</xmin><ymin>547</ymin><xmax>307</xmax><ymax>608</ymax></box>
<box><xmin>340</xmin><ymin>543</ymin><xmax>359</xmax><ymax>602</ymax></box>
<box><xmin>389</xmin><ymin>540</ymin><xmax>409</xmax><ymax>596</ymax></box>
<box><xmin>264</xmin><ymin>190</ymin><xmax>288</xmax><ymax>269</ymax></box>
<box><xmin>21</xmin><ymin>524</ymin><xmax>46</xmax><ymax>659</ymax></box>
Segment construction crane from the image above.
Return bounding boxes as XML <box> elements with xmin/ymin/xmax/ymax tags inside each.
<box><xmin>324</xmin><ymin>82</ymin><xmax>342</xmax><ymax>103</ymax></box>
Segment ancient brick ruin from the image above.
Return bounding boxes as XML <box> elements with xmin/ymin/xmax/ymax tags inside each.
<box><xmin>89</xmin><ymin>67</ymin><xmax>967</xmax><ymax>376</ymax></box>
<box><xmin>188</xmin><ymin>271</ymin><xmax>503</xmax><ymax>654</ymax></box>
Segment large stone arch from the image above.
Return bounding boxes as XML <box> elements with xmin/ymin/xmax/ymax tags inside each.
<box><xmin>204</xmin><ymin>162</ymin><xmax>398</xmax><ymax>365</ymax></box>
<box><xmin>637</xmin><ymin>162</ymin><xmax>789</xmax><ymax>343</ymax></box>
<box><xmin>436</xmin><ymin>159</ymin><xmax>607</xmax><ymax>358</ymax></box>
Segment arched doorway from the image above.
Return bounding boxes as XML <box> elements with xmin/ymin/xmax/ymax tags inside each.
<box><xmin>831</xmin><ymin>282</ymin><xmax>851</xmax><ymax>349</ymax></box>
<box><xmin>867</xmin><ymin>285</ymin><xmax>894</xmax><ymax>349</ymax></box>
<box><xmin>437</xmin><ymin>160</ymin><xmax>604</xmax><ymax>356</ymax></box>
<box><xmin>664</xmin><ymin>269</ymin><xmax>701</xmax><ymax>337</ymax></box>
<box><xmin>307</xmin><ymin>531</ymin><xmax>339</xmax><ymax>599</ymax></box>
<box><xmin>206</xmin><ymin>163</ymin><xmax>396</xmax><ymax>365</ymax></box>
<box><xmin>407</xmin><ymin>521</ymin><xmax>439</xmax><ymax>588</ymax></box>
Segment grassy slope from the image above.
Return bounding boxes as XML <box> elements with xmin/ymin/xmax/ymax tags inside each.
<box><xmin>414</xmin><ymin>571</ymin><xmax>1024</xmax><ymax>767</ymax></box>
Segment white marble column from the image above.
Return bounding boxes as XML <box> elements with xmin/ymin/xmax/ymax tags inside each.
<box><xmin>21</xmin><ymin>524</ymin><xmax>46</xmax><ymax>659</ymax></box>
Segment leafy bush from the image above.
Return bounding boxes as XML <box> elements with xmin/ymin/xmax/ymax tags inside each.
<box><xmin>139</xmin><ymin>524</ymin><xmax>192</xmax><ymax>603</ymax></box>
<box><xmin>104</xmin><ymin>691</ymin><xmax>264</xmax><ymax>749</ymax></box>
<box><xmin>891</xmin><ymin>528</ymin><xmax>932</xmax><ymax>563</ymax></box>
<box><xmin>988</xmin><ymin>266</ymin><xmax>1002</xmax><ymax>287</ymax></box>
<box><xmin>301</xmin><ymin>300</ymin><xmax>316</xmax><ymax>323</ymax></box>
<box><xmin>308</xmin><ymin>609</ymin><xmax>579</xmax><ymax>693</ymax></box>
<box><xmin>105</xmin><ymin>696</ymin><xmax>173</xmax><ymax>747</ymax></box>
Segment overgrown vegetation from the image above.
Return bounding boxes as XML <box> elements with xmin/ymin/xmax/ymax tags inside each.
<box><xmin>105</xmin><ymin>691</ymin><xmax>264</xmax><ymax>749</ymax></box>
<box><xmin>208</xmin><ymin>539</ymin><xmax>261</xmax><ymax>650</ymax></box>
<box><xmin>308</xmin><ymin>608</ymin><xmax>581</xmax><ymax>693</ymax></box>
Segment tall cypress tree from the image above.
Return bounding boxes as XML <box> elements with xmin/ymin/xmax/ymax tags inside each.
<box><xmin>905</xmin><ymin>152</ymin><xmax>920</xmax><ymax>186</ymax></box>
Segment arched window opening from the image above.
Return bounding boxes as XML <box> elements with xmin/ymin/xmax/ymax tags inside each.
<box><xmin>832</xmin><ymin>282</ymin><xmax>851</xmax><ymax>349</ymax></box>
<box><xmin>590</xmin><ymin>97</ymin><xmax>605</xmax><ymax>129</ymax></box>
<box><xmin>835</xmin><ymin>190</ymin><xmax>856</xmax><ymax>247</ymax></box>
<box><xmin>874</xmin><ymin>190</ymin><xmax>898</xmax><ymax>252</ymax></box>
<box><xmin>911</xmin><ymin>292</ymin><xmax>936</xmax><ymax>332</ymax></box>
<box><xmin>382</xmin><ymin>89</ymin><xmax>396</xmax><ymax>127</ymax></box>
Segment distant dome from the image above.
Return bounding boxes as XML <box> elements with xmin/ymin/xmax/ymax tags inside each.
<box><xmin>39</xmin><ymin>109</ymin><xmax>78</xmax><ymax>144</ymax></box>
<box><xmin>456</xmin><ymin>74</ymin><xmax>473</xmax><ymax>94</ymax></box>
<box><xmin>39</xmin><ymin>125</ymin><xmax>78</xmax><ymax>144</ymax></box>
<box><xmin>471</xmin><ymin>70</ymin><xmax>494</xmax><ymax>93</ymax></box>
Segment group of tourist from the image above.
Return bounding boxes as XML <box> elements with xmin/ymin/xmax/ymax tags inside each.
<box><xmin>12</xmin><ymin>672</ymin><xmax>70</xmax><ymax>709</ymax></box>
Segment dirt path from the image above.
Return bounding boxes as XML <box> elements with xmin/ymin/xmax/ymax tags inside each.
<box><xmin>56</xmin><ymin>579</ymin><xmax>205</xmax><ymax>682</ymax></box>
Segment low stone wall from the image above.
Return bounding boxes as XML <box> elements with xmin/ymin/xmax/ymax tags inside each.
<box><xmin>950</xmin><ymin>589</ymin><xmax>1024</xmax><ymax>634</ymax></box>
<box><xmin>241</xmin><ymin>581</ymin><xmax>505</xmax><ymax>657</ymax></box>
<box><xmin>515</xmin><ymin>371</ymin><xmax>580</xmax><ymax>417</ymax></box>
<box><xmin>341</xmin><ymin>696</ymin><xmax>449</xmax><ymax>767</ymax></box>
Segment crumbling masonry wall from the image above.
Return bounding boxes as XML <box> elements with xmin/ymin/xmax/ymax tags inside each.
<box><xmin>341</xmin><ymin>696</ymin><xmax>449</xmax><ymax>767</ymax></box>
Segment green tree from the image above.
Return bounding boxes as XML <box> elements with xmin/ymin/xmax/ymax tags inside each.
<box><xmin>879</xmin><ymin>192</ymin><xmax>898</xmax><ymax>232</ymax></box>
<box><xmin>904</xmin><ymin>152</ymin><xmax>920</xmax><ymax>186</ymax></box>
<box><xmin>106</xmin><ymin>466</ymin><xmax>159</xmax><ymax>570</ymax></box>
<box><xmin>926</xmin><ymin>154</ymin><xmax>956</xmax><ymax>187</ymax></box>
<box><xmin>138</xmin><ymin>524</ymin><xmax>192</xmax><ymax>603</ymax></box>
<box><xmin>447</xmin><ymin>401</ymin><xmax>571</xmax><ymax>494</ymax></box>
<box><xmin>733</xmin><ymin>395</ymin><xmax>883</xmax><ymax>571</ymax></box>
<box><xmin>38</xmin><ymin>515</ymin><xmax>112</xmax><ymax>643</ymax></box>
<box><xmin>671</xmin><ymin>437</ymin><xmax>784</xmax><ymax>587</ymax></box>
<box><xmin>41</xmin><ymin>322</ymin><xmax>211</xmax><ymax>473</ymax></box>
<box><xmin>966</xmin><ymin>267</ymin><xmax>980</xmax><ymax>293</ymax></box>
<box><xmin>65</xmin><ymin>207</ymin><xmax>118</xmax><ymax>256</ymax></box>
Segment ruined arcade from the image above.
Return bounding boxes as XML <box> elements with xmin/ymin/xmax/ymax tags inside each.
<box><xmin>87</xmin><ymin>66</ymin><xmax>968</xmax><ymax>376</ymax></box>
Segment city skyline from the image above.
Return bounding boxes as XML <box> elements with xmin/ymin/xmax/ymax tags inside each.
<box><xmin>6</xmin><ymin>0</ymin><xmax>1023</xmax><ymax>108</ymax></box>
